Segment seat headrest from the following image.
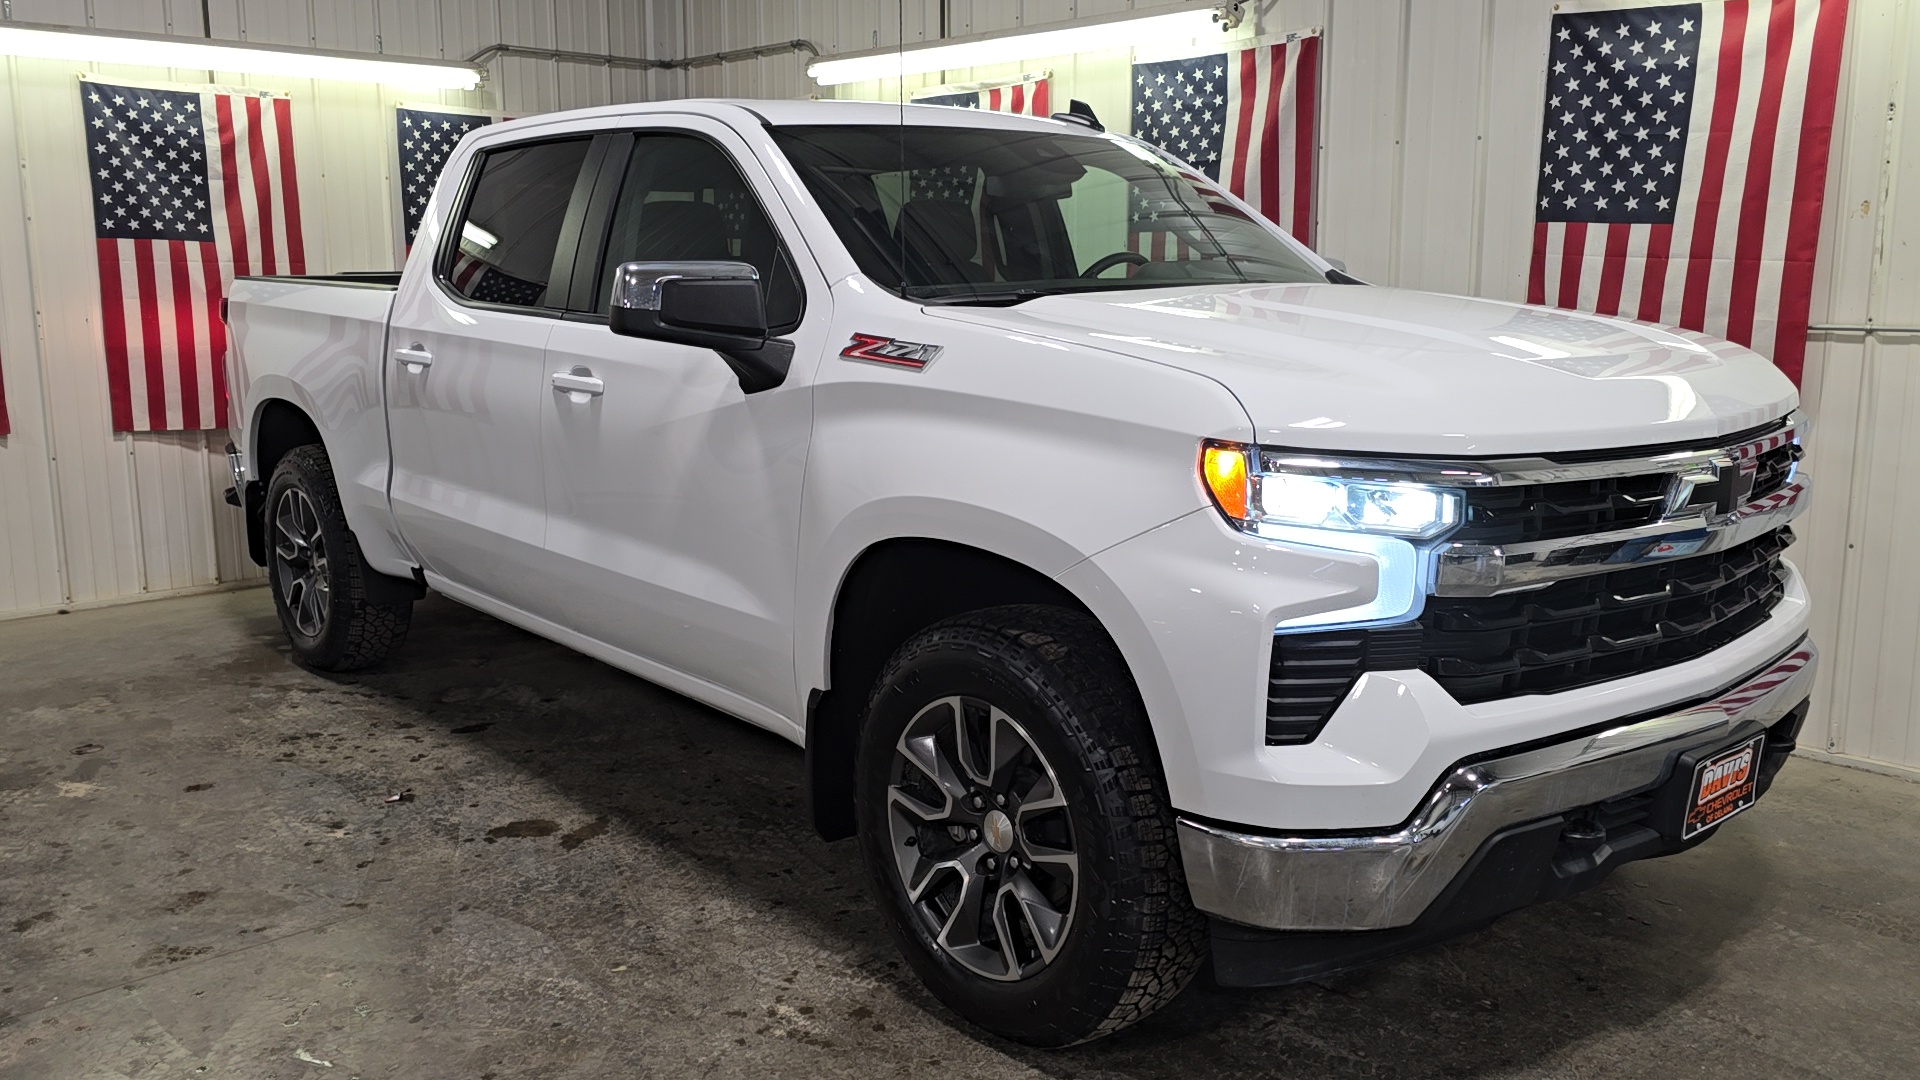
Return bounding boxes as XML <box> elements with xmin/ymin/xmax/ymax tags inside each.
<box><xmin>896</xmin><ymin>200</ymin><xmax>978</xmax><ymax>263</ymax></box>
<box><xmin>632</xmin><ymin>200</ymin><xmax>730</xmax><ymax>261</ymax></box>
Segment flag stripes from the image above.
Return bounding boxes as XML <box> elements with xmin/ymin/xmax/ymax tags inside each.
<box><xmin>1528</xmin><ymin>1</ymin><xmax>1846</xmax><ymax>385</ymax></box>
<box><xmin>914</xmin><ymin>78</ymin><xmax>1053</xmax><ymax>117</ymax></box>
<box><xmin>983</xmin><ymin>80</ymin><xmax>1049</xmax><ymax>116</ymax></box>
<box><xmin>85</xmin><ymin>79</ymin><xmax>304</xmax><ymax>433</ymax></box>
<box><xmin>1130</xmin><ymin>34</ymin><xmax>1319</xmax><ymax>243</ymax></box>
<box><xmin>1221</xmin><ymin>36</ymin><xmax>1318</xmax><ymax>241</ymax></box>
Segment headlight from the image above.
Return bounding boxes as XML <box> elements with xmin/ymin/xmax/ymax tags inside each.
<box><xmin>1200</xmin><ymin>441</ymin><xmax>1463</xmax><ymax>630</ymax></box>
<box><xmin>1201</xmin><ymin>441</ymin><xmax>1463</xmax><ymax>539</ymax></box>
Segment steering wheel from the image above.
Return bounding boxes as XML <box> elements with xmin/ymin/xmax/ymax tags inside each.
<box><xmin>1081</xmin><ymin>250</ymin><xmax>1151</xmax><ymax>278</ymax></box>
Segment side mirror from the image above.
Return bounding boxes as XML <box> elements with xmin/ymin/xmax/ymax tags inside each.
<box><xmin>1322</xmin><ymin>256</ymin><xmax>1348</xmax><ymax>273</ymax></box>
<box><xmin>609</xmin><ymin>260</ymin><xmax>793</xmax><ymax>394</ymax></box>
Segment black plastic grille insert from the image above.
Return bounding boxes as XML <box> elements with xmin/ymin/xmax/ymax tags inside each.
<box><xmin>1265</xmin><ymin>527</ymin><xmax>1792</xmax><ymax>743</ymax></box>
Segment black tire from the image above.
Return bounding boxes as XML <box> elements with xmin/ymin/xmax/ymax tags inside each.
<box><xmin>855</xmin><ymin>605</ymin><xmax>1205</xmax><ymax>1047</ymax></box>
<box><xmin>265</xmin><ymin>444</ymin><xmax>412</xmax><ymax>671</ymax></box>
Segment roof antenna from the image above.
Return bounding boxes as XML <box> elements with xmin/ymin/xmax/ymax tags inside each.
<box><xmin>1051</xmin><ymin>99</ymin><xmax>1104</xmax><ymax>133</ymax></box>
<box><xmin>895</xmin><ymin>0</ymin><xmax>907</xmax><ymax>295</ymax></box>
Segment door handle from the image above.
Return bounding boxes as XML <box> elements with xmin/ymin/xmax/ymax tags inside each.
<box><xmin>393</xmin><ymin>343</ymin><xmax>433</xmax><ymax>373</ymax></box>
<box><xmin>551</xmin><ymin>368</ymin><xmax>605</xmax><ymax>401</ymax></box>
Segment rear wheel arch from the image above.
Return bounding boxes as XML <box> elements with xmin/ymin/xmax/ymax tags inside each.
<box><xmin>805</xmin><ymin>538</ymin><xmax>1142</xmax><ymax>841</ymax></box>
<box><xmin>245</xmin><ymin>398</ymin><xmax>326</xmax><ymax>565</ymax></box>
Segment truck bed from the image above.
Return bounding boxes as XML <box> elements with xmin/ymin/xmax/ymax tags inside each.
<box><xmin>227</xmin><ymin>272</ymin><xmax>403</xmax><ymax>578</ymax></box>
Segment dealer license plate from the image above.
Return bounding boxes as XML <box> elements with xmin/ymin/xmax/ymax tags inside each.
<box><xmin>1681</xmin><ymin>734</ymin><xmax>1765</xmax><ymax>839</ymax></box>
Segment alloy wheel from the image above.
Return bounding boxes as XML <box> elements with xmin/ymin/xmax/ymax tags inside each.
<box><xmin>273</xmin><ymin>487</ymin><xmax>331</xmax><ymax>639</ymax></box>
<box><xmin>885</xmin><ymin>695</ymin><xmax>1080</xmax><ymax>982</ymax></box>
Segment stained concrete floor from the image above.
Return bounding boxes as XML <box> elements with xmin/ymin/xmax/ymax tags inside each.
<box><xmin>1</xmin><ymin>588</ymin><xmax>1916</xmax><ymax>1079</ymax></box>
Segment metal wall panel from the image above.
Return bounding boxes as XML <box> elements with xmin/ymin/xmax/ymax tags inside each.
<box><xmin>377</xmin><ymin>0</ymin><xmax>443</xmax><ymax>58</ymax></box>
<box><xmin>1804</xmin><ymin>0</ymin><xmax>1920</xmax><ymax>771</ymax></box>
<box><xmin>0</xmin><ymin>57</ymin><xmax>67</xmax><ymax>616</ymax></box>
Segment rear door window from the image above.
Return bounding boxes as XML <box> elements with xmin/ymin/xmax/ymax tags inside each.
<box><xmin>441</xmin><ymin>138</ymin><xmax>593</xmax><ymax>309</ymax></box>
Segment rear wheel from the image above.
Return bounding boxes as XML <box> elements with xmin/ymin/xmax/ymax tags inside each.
<box><xmin>855</xmin><ymin>605</ymin><xmax>1205</xmax><ymax>1046</ymax></box>
<box><xmin>266</xmin><ymin>445</ymin><xmax>411</xmax><ymax>671</ymax></box>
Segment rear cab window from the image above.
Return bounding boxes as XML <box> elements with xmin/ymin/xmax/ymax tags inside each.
<box><xmin>439</xmin><ymin>138</ymin><xmax>594</xmax><ymax>309</ymax></box>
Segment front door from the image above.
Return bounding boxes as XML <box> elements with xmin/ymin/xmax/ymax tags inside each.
<box><xmin>538</xmin><ymin>124</ymin><xmax>823</xmax><ymax>724</ymax></box>
<box><xmin>386</xmin><ymin>135</ymin><xmax>599</xmax><ymax>614</ymax></box>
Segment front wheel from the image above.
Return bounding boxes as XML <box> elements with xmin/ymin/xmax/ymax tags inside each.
<box><xmin>266</xmin><ymin>444</ymin><xmax>411</xmax><ymax>671</ymax></box>
<box><xmin>855</xmin><ymin>605</ymin><xmax>1205</xmax><ymax>1046</ymax></box>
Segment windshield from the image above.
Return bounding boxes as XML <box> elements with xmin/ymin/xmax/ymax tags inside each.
<box><xmin>769</xmin><ymin>124</ymin><xmax>1329</xmax><ymax>303</ymax></box>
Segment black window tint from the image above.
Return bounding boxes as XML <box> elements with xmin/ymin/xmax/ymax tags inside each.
<box><xmin>443</xmin><ymin>139</ymin><xmax>592</xmax><ymax>308</ymax></box>
<box><xmin>596</xmin><ymin>134</ymin><xmax>803</xmax><ymax>331</ymax></box>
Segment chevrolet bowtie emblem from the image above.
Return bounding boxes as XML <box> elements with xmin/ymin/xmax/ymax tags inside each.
<box><xmin>1660</xmin><ymin>459</ymin><xmax>1755</xmax><ymax>522</ymax></box>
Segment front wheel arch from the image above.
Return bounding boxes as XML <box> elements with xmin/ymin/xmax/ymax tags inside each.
<box><xmin>807</xmin><ymin>539</ymin><xmax>1137</xmax><ymax>842</ymax></box>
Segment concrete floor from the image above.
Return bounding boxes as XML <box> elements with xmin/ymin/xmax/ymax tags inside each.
<box><xmin>1</xmin><ymin>589</ymin><xmax>1916</xmax><ymax>1079</ymax></box>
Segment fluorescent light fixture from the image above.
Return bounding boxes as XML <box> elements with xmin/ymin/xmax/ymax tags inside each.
<box><xmin>807</xmin><ymin>8</ymin><xmax>1224</xmax><ymax>86</ymax></box>
<box><xmin>462</xmin><ymin>222</ymin><xmax>499</xmax><ymax>250</ymax></box>
<box><xmin>0</xmin><ymin>22</ymin><xmax>483</xmax><ymax>90</ymax></box>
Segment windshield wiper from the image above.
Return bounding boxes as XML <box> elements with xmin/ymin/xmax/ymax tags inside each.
<box><xmin>914</xmin><ymin>288</ymin><xmax>1059</xmax><ymax>307</ymax></box>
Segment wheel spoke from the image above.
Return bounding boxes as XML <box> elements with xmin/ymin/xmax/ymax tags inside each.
<box><xmin>936</xmin><ymin>865</ymin><xmax>991</xmax><ymax>952</ymax></box>
<box><xmin>299</xmin><ymin>575</ymin><xmax>324</xmax><ymax>633</ymax></box>
<box><xmin>1007</xmin><ymin>869</ymin><xmax>1071</xmax><ymax>962</ymax></box>
<box><xmin>952</xmin><ymin>698</ymin><xmax>993</xmax><ymax>786</ymax></box>
<box><xmin>897</xmin><ymin>702</ymin><xmax>972</xmax><ymax>808</ymax></box>
<box><xmin>274</xmin><ymin>513</ymin><xmax>305</xmax><ymax>562</ymax></box>
<box><xmin>887</xmin><ymin>785</ymin><xmax>947</xmax><ymax>825</ymax></box>
<box><xmin>1014</xmin><ymin>769</ymin><xmax>1066</xmax><ymax>817</ymax></box>
<box><xmin>985</xmin><ymin>706</ymin><xmax>1029</xmax><ymax>789</ymax></box>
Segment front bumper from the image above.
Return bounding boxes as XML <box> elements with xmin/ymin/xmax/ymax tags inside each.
<box><xmin>1178</xmin><ymin>636</ymin><xmax>1816</xmax><ymax>934</ymax></box>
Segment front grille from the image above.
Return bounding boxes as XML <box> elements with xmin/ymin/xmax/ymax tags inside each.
<box><xmin>1421</xmin><ymin>527</ymin><xmax>1792</xmax><ymax>703</ymax></box>
<box><xmin>1453</xmin><ymin>438</ymin><xmax>1802</xmax><ymax>547</ymax></box>
<box><xmin>1456</xmin><ymin>473</ymin><xmax>1669</xmax><ymax>545</ymax></box>
<box><xmin>1749</xmin><ymin>441</ymin><xmax>1803</xmax><ymax>503</ymax></box>
<box><xmin>1265</xmin><ymin>528</ymin><xmax>1793</xmax><ymax>739</ymax></box>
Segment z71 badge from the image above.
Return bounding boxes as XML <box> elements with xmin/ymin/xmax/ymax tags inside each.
<box><xmin>841</xmin><ymin>333</ymin><xmax>942</xmax><ymax>371</ymax></box>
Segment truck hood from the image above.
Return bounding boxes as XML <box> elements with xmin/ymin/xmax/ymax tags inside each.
<box><xmin>924</xmin><ymin>283</ymin><xmax>1798</xmax><ymax>456</ymax></box>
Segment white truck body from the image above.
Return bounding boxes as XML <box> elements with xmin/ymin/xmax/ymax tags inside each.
<box><xmin>223</xmin><ymin>99</ymin><xmax>1815</xmax><ymax>1033</ymax></box>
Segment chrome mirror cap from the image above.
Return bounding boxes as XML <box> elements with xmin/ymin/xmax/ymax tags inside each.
<box><xmin>609</xmin><ymin>260</ymin><xmax>760</xmax><ymax>312</ymax></box>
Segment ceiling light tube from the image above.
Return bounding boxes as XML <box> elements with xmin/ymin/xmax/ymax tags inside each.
<box><xmin>807</xmin><ymin>7</ymin><xmax>1226</xmax><ymax>86</ymax></box>
<box><xmin>0</xmin><ymin>22</ymin><xmax>484</xmax><ymax>90</ymax></box>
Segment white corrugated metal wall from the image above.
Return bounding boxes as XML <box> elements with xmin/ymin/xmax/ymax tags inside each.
<box><xmin>2</xmin><ymin>1</ymin><xmax>1916</xmax><ymax>777</ymax></box>
<box><xmin>0</xmin><ymin>0</ymin><xmax>686</xmax><ymax>619</ymax></box>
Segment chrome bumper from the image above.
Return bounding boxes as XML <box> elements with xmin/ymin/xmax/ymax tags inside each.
<box><xmin>1177</xmin><ymin>637</ymin><xmax>1817</xmax><ymax>931</ymax></box>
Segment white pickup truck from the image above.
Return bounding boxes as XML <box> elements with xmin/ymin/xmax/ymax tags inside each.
<box><xmin>224</xmin><ymin>99</ymin><xmax>1815</xmax><ymax>1045</ymax></box>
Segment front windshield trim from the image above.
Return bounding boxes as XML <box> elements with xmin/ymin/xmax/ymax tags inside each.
<box><xmin>766</xmin><ymin>122</ymin><xmax>1330</xmax><ymax>303</ymax></box>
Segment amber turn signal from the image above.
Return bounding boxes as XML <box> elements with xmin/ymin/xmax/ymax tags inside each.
<box><xmin>1200</xmin><ymin>441</ymin><xmax>1253</xmax><ymax>522</ymax></box>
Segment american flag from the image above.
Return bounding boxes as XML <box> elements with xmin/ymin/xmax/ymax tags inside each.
<box><xmin>83</xmin><ymin>79</ymin><xmax>304</xmax><ymax>432</ymax></box>
<box><xmin>398</xmin><ymin>107</ymin><xmax>491</xmax><ymax>247</ymax></box>
<box><xmin>915</xmin><ymin>77</ymin><xmax>1052</xmax><ymax>116</ymax></box>
<box><xmin>1528</xmin><ymin>0</ymin><xmax>1848</xmax><ymax>385</ymax></box>
<box><xmin>1130</xmin><ymin>33</ymin><xmax>1319</xmax><ymax>243</ymax></box>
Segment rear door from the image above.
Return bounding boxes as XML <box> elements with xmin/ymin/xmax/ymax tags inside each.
<box><xmin>386</xmin><ymin>132</ymin><xmax>607</xmax><ymax>613</ymax></box>
<box><xmin>536</xmin><ymin>119</ymin><xmax>826</xmax><ymax>723</ymax></box>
